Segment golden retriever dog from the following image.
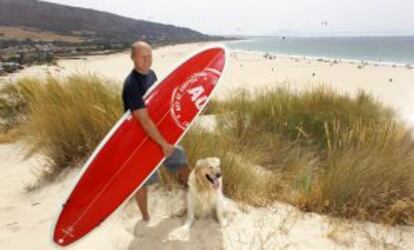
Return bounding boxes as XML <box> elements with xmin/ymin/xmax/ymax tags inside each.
<box><xmin>183</xmin><ymin>157</ymin><xmax>227</xmax><ymax>229</ymax></box>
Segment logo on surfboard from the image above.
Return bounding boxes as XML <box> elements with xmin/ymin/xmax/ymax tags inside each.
<box><xmin>170</xmin><ymin>68</ymin><xmax>220</xmax><ymax>130</ymax></box>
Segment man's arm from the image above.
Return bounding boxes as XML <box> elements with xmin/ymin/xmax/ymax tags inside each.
<box><xmin>131</xmin><ymin>108</ymin><xmax>174</xmax><ymax>157</ymax></box>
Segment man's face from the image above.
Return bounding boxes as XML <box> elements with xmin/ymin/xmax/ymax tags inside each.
<box><xmin>132</xmin><ymin>47</ymin><xmax>152</xmax><ymax>74</ymax></box>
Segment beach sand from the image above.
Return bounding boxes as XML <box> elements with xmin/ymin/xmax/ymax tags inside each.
<box><xmin>0</xmin><ymin>42</ymin><xmax>413</xmax><ymax>249</ymax></box>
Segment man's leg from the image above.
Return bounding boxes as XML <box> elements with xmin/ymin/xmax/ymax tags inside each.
<box><xmin>135</xmin><ymin>187</ymin><xmax>150</xmax><ymax>221</ymax></box>
<box><xmin>135</xmin><ymin>170</ymin><xmax>159</xmax><ymax>221</ymax></box>
<box><xmin>178</xmin><ymin>164</ymin><xmax>191</xmax><ymax>188</ymax></box>
<box><xmin>163</xmin><ymin>145</ymin><xmax>191</xmax><ymax>188</ymax></box>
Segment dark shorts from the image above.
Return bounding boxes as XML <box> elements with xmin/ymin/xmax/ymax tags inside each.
<box><xmin>142</xmin><ymin>145</ymin><xmax>188</xmax><ymax>187</ymax></box>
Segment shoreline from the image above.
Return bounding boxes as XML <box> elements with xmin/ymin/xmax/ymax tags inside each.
<box><xmin>226</xmin><ymin>47</ymin><xmax>414</xmax><ymax>69</ymax></box>
<box><xmin>224</xmin><ymin>36</ymin><xmax>414</xmax><ymax>66</ymax></box>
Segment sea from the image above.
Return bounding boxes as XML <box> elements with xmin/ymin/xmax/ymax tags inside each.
<box><xmin>224</xmin><ymin>36</ymin><xmax>414</xmax><ymax>65</ymax></box>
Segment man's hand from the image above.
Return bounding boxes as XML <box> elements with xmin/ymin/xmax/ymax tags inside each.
<box><xmin>132</xmin><ymin>108</ymin><xmax>175</xmax><ymax>157</ymax></box>
<box><xmin>161</xmin><ymin>143</ymin><xmax>175</xmax><ymax>158</ymax></box>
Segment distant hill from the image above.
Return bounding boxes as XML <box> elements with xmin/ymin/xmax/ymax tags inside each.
<box><xmin>0</xmin><ymin>0</ymin><xmax>223</xmax><ymax>44</ymax></box>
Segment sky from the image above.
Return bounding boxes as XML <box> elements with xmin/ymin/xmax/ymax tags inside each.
<box><xmin>44</xmin><ymin>0</ymin><xmax>414</xmax><ymax>36</ymax></box>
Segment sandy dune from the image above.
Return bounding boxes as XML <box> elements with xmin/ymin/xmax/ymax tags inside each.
<box><xmin>0</xmin><ymin>142</ymin><xmax>413</xmax><ymax>249</ymax></box>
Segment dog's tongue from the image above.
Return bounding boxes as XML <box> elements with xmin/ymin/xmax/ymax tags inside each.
<box><xmin>212</xmin><ymin>178</ymin><xmax>220</xmax><ymax>189</ymax></box>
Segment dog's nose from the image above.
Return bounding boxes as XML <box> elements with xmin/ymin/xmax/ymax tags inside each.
<box><xmin>216</xmin><ymin>173</ymin><xmax>221</xmax><ymax>178</ymax></box>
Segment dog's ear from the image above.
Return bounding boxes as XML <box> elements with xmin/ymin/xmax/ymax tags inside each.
<box><xmin>196</xmin><ymin>159</ymin><xmax>207</xmax><ymax>168</ymax></box>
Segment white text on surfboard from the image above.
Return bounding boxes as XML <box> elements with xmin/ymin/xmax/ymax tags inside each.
<box><xmin>188</xmin><ymin>86</ymin><xmax>208</xmax><ymax>110</ymax></box>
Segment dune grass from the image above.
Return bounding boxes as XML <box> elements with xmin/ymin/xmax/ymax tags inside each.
<box><xmin>0</xmin><ymin>75</ymin><xmax>412</xmax><ymax>225</ymax></box>
<box><xmin>183</xmin><ymin>87</ymin><xmax>414</xmax><ymax>225</ymax></box>
<box><xmin>0</xmin><ymin>75</ymin><xmax>122</xmax><ymax>177</ymax></box>
<box><xmin>0</xmin><ymin>77</ymin><xmax>37</xmax><ymax>142</ymax></box>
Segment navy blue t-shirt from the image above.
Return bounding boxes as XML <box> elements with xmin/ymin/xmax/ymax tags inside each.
<box><xmin>122</xmin><ymin>69</ymin><xmax>157</xmax><ymax>113</ymax></box>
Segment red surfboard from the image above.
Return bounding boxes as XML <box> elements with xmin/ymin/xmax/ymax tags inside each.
<box><xmin>52</xmin><ymin>46</ymin><xmax>226</xmax><ymax>246</ymax></box>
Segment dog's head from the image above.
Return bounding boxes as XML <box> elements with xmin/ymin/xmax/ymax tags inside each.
<box><xmin>194</xmin><ymin>157</ymin><xmax>222</xmax><ymax>190</ymax></box>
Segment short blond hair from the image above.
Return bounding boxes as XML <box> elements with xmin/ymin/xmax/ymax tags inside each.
<box><xmin>131</xmin><ymin>41</ymin><xmax>151</xmax><ymax>57</ymax></box>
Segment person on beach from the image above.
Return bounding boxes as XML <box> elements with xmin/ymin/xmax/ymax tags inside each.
<box><xmin>121</xmin><ymin>41</ymin><xmax>191</xmax><ymax>222</ymax></box>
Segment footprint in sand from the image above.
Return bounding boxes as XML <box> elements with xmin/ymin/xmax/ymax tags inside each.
<box><xmin>5</xmin><ymin>222</ymin><xmax>21</xmax><ymax>232</ymax></box>
<box><xmin>36</xmin><ymin>218</ymin><xmax>50</xmax><ymax>225</ymax></box>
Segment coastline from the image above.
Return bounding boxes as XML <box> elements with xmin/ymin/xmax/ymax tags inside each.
<box><xmin>227</xmin><ymin>47</ymin><xmax>414</xmax><ymax>69</ymax></box>
<box><xmin>224</xmin><ymin>36</ymin><xmax>414</xmax><ymax>66</ymax></box>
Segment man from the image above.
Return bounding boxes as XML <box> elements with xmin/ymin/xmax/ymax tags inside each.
<box><xmin>122</xmin><ymin>41</ymin><xmax>191</xmax><ymax>222</ymax></box>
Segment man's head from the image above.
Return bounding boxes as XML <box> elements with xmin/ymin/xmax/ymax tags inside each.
<box><xmin>130</xmin><ymin>41</ymin><xmax>153</xmax><ymax>74</ymax></box>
